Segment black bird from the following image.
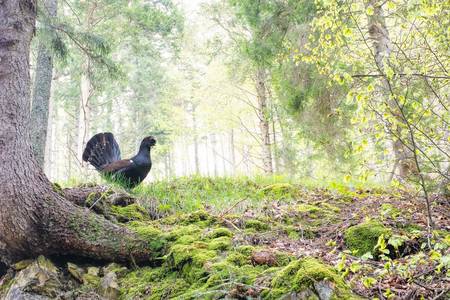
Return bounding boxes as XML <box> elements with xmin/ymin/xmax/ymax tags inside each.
<box><xmin>82</xmin><ymin>132</ymin><xmax>156</xmax><ymax>188</ymax></box>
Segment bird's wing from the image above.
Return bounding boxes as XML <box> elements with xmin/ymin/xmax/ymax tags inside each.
<box><xmin>100</xmin><ymin>159</ymin><xmax>134</xmax><ymax>173</ymax></box>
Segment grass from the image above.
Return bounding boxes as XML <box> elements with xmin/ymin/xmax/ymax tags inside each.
<box><xmin>131</xmin><ymin>175</ymin><xmax>299</xmax><ymax>212</ymax></box>
<box><xmin>58</xmin><ymin>174</ymin><xmax>393</xmax><ymax>213</ymax></box>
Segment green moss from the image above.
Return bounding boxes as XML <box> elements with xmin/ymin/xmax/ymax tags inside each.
<box><xmin>120</xmin><ymin>267</ymin><xmax>189</xmax><ymax>300</ymax></box>
<box><xmin>273</xmin><ymin>251</ymin><xmax>294</xmax><ymax>267</ymax></box>
<box><xmin>127</xmin><ymin>222</ymin><xmax>167</xmax><ymax>255</ymax></box>
<box><xmin>208</xmin><ymin>227</ymin><xmax>233</xmax><ymax>238</ymax></box>
<box><xmin>207</xmin><ymin>236</ymin><xmax>232</xmax><ymax>251</ymax></box>
<box><xmin>319</xmin><ymin>202</ymin><xmax>341</xmax><ymax>213</ymax></box>
<box><xmin>52</xmin><ymin>183</ymin><xmax>63</xmax><ymax>195</ymax></box>
<box><xmin>296</xmin><ymin>204</ymin><xmax>322</xmax><ymax>213</ymax></box>
<box><xmin>182</xmin><ymin>210</ymin><xmax>216</xmax><ymax>225</ymax></box>
<box><xmin>111</xmin><ymin>204</ymin><xmax>148</xmax><ymax>222</ymax></box>
<box><xmin>344</xmin><ymin>221</ymin><xmax>391</xmax><ymax>256</ymax></box>
<box><xmin>260</xmin><ymin>183</ymin><xmax>298</xmax><ymax>199</ymax></box>
<box><xmin>244</xmin><ymin>219</ymin><xmax>269</xmax><ymax>231</ymax></box>
<box><xmin>268</xmin><ymin>258</ymin><xmax>356</xmax><ymax>299</ymax></box>
<box><xmin>168</xmin><ymin>224</ymin><xmax>202</xmax><ymax>241</ymax></box>
<box><xmin>13</xmin><ymin>259</ymin><xmax>33</xmax><ymax>270</ymax></box>
<box><xmin>236</xmin><ymin>245</ymin><xmax>255</xmax><ymax>256</ymax></box>
<box><xmin>168</xmin><ymin>243</ymin><xmax>217</xmax><ymax>283</ymax></box>
<box><xmin>226</xmin><ymin>251</ymin><xmax>250</xmax><ymax>266</ymax></box>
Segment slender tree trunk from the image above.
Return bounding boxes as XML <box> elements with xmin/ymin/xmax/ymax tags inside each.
<box><xmin>77</xmin><ymin>67</ymin><xmax>92</xmax><ymax>163</ymax></box>
<box><xmin>220</xmin><ymin>135</ymin><xmax>226</xmax><ymax>175</ymax></box>
<box><xmin>44</xmin><ymin>91</ymin><xmax>56</xmax><ymax>178</ymax></box>
<box><xmin>204</xmin><ymin>136</ymin><xmax>210</xmax><ymax>176</ymax></box>
<box><xmin>192</xmin><ymin>104</ymin><xmax>200</xmax><ymax>174</ymax></box>
<box><xmin>367</xmin><ymin>0</ymin><xmax>412</xmax><ymax>179</ymax></box>
<box><xmin>255</xmin><ymin>68</ymin><xmax>273</xmax><ymax>174</ymax></box>
<box><xmin>0</xmin><ymin>0</ymin><xmax>153</xmax><ymax>265</ymax></box>
<box><xmin>30</xmin><ymin>0</ymin><xmax>57</xmax><ymax>167</ymax></box>
<box><xmin>211</xmin><ymin>134</ymin><xmax>218</xmax><ymax>177</ymax></box>
<box><xmin>229</xmin><ymin>129</ymin><xmax>236</xmax><ymax>174</ymax></box>
<box><xmin>76</xmin><ymin>3</ymin><xmax>95</xmax><ymax>164</ymax></box>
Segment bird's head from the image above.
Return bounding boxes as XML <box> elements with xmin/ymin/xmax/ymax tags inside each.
<box><xmin>141</xmin><ymin>136</ymin><xmax>157</xmax><ymax>149</ymax></box>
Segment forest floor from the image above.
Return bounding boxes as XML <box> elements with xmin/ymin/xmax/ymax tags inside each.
<box><xmin>0</xmin><ymin>176</ymin><xmax>449</xmax><ymax>299</ymax></box>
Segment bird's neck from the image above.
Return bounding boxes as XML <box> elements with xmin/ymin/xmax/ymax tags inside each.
<box><xmin>134</xmin><ymin>146</ymin><xmax>151</xmax><ymax>163</ymax></box>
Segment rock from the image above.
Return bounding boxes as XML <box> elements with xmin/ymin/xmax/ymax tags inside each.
<box><xmin>251</xmin><ymin>250</ymin><xmax>277</xmax><ymax>266</ymax></box>
<box><xmin>314</xmin><ymin>280</ymin><xmax>335</xmax><ymax>300</ymax></box>
<box><xmin>103</xmin><ymin>263</ymin><xmax>127</xmax><ymax>276</ymax></box>
<box><xmin>82</xmin><ymin>273</ymin><xmax>100</xmax><ymax>286</ymax></box>
<box><xmin>67</xmin><ymin>262</ymin><xmax>85</xmax><ymax>283</ymax></box>
<box><xmin>87</xmin><ymin>267</ymin><xmax>100</xmax><ymax>276</ymax></box>
<box><xmin>100</xmin><ymin>271</ymin><xmax>119</xmax><ymax>300</ymax></box>
<box><xmin>12</xmin><ymin>259</ymin><xmax>33</xmax><ymax>271</ymax></box>
<box><xmin>4</xmin><ymin>256</ymin><xmax>61</xmax><ymax>300</ymax></box>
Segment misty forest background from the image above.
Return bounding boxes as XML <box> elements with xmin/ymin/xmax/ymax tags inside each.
<box><xmin>32</xmin><ymin>0</ymin><xmax>449</xmax><ymax>195</ymax></box>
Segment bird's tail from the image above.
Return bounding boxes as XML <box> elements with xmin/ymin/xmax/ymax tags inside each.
<box><xmin>82</xmin><ymin>132</ymin><xmax>121</xmax><ymax>170</ymax></box>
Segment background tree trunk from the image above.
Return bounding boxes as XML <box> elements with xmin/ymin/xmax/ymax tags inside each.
<box><xmin>367</xmin><ymin>0</ymin><xmax>413</xmax><ymax>180</ymax></box>
<box><xmin>76</xmin><ymin>3</ymin><xmax>95</xmax><ymax>165</ymax></box>
<box><xmin>229</xmin><ymin>129</ymin><xmax>236</xmax><ymax>174</ymax></box>
<box><xmin>30</xmin><ymin>0</ymin><xmax>58</xmax><ymax>168</ymax></box>
<box><xmin>76</xmin><ymin>65</ymin><xmax>92</xmax><ymax>164</ymax></box>
<box><xmin>255</xmin><ymin>67</ymin><xmax>273</xmax><ymax>174</ymax></box>
<box><xmin>0</xmin><ymin>0</ymin><xmax>153</xmax><ymax>265</ymax></box>
<box><xmin>192</xmin><ymin>104</ymin><xmax>200</xmax><ymax>174</ymax></box>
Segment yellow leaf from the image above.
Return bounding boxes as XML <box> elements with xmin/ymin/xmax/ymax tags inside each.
<box><xmin>366</xmin><ymin>6</ymin><xmax>374</xmax><ymax>16</ymax></box>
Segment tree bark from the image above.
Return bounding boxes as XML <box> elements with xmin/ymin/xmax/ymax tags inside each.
<box><xmin>30</xmin><ymin>0</ymin><xmax>57</xmax><ymax>168</ymax></box>
<box><xmin>255</xmin><ymin>68</ymin><xmax>273</xmax><ymax>174</ymax></box>
<box><xmin>0</xmin><ymin>0</ymin><xmax>153</xmax><ymax>265</ymax></box>
<box><xmin>367</xmin><ymin>0</ymin><xmax>413</xmax><ymax>179</ymax></box>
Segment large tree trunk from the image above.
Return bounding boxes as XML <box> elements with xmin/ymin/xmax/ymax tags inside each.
<box><xmin>255</xmin><ymin>68</ymin><xmax>273</xmax><ymax>174</ymax></box>
<box><xmin>367</xmin><ymin>0</ymin><xmax>413</xmax><ymax>180</ymax></box>
<box><xmin>0</xmin><ymin>0</ymin><xmax>152</xmax><ymax>265</ymax></box>
<box><xmin>30</xmin><ymin>0</ymin><xmax>57</xmax><ymax>168</ymax></box>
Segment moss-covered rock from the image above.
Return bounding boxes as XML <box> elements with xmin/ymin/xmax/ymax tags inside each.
<box><xmin>260</xmin><ymin>183</ymin><xmax>298</xmax><ymax>199</ymax></box>
<box><xmin>244</xmin><ymin>219</ymin><xmax>269</xmax><ymax>231</ymax></box>
<box><xmin>207</xmin><ymin>236</ymin><xmax>232</xmax><ymax>251</ymax></box>
<box><xmin>68</xmin><ymin>262</ymin><xmax>85</xmax><ymax>282</ymax></box>
<box><xmin>208</xmin><ymin>227</ymin><xmax>233</xmax><ymax>239</ymax></box>
<box><xmin>268</xmin><ymin>258</ymin><xmax>357</xmax><ymax>299</ymax></box>
<box><xmin>168</xmin><ymin>242</ymin><xmax>217</xmax><ymax>283</ymax></box>
<box><xmin>12</xmin><ymin>260</ymin><xmax>33</xmax><ymax>271</ymax></box>
<box><xmin>3</xmin><ymin>256</ymin><xmax>62</xmax><ymax>299</ymax></box>
<box><xmin>344</xmin><ymin>221</ymin><xmax>391</xmax><ymax>256</ymax></box>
